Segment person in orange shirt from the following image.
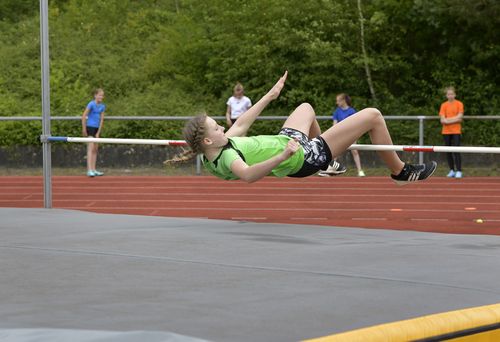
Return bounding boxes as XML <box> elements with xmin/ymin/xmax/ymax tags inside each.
<box><xmin>439</xmin><ymin>87</ymin><xmax>464</xmax><ymax>178</ymax></box>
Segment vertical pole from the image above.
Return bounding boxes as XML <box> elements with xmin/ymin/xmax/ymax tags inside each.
<box><xmin>196</xmin><ymin>154</ymin><xmax>201</xmax><ymax>175</ymax></box>
<box><xmin>40</xmin><ymin>0</ymin><xmax>52</xmax><ymax>208</ymax></box>
<box><xmin>418</xmin><ymin>116</ymin><xmax>424</xmax><ymax>164</ymax></box>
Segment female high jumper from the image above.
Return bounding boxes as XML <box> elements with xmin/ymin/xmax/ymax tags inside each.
<box><xmin>174</xmin><ymin>71</ymin><xmax>436</xmax><ymax>184</ymax></box>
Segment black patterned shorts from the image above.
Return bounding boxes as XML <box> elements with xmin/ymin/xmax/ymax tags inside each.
<box><xmin>279</xmin><ymin>127</ymin><xmax>332</xmax><ymax>177</ymax></box>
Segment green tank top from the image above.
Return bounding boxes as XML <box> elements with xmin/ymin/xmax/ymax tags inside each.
<box><xmin>202</xmin><ymin>135</ymin><xmax>304</xmax><ymax>180</ymax></box>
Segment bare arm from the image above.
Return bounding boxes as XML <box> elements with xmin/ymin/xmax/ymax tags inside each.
<box><xmin>445</xmin><ymin>113</ymin><xmax>463</xmax><ymax>124</ymax></box>
<box><xmin>230</xmin><ymin>138</ymin><xmax>299</xmax><ymax>183</ymax></box>
<box><xmin>226</xmin><ymin>105</ymin><xmax>232</xmax><ymax>127</ymax></box>
<box><xmin>441</xmin><ymin>113</ymin><xmax>463</xmax><ymax>124</ymax></box>
<box><xmin>96</xmin><ymin>112</ymin><xmax>105</xmax><ymax>137</ymax></box>
<box><xmin>81</xmin><ymin>108</ymin><xmax>90</xmax><ymax>136</ymax></box>
<box><xmin>226</xmin><ymin>71</ymin><xmax>287</xmax><ymax>138</ymax></box>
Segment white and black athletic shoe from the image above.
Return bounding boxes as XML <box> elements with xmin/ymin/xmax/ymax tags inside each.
<box><xmin>391</xmin><ymin>161</ymin><xmax>437</xmax><ymax>186</ymax></box>
<box><xmin>318</xmin><ymin>160</ymin><xmax>347</xmax><ymax>177</ymax></box>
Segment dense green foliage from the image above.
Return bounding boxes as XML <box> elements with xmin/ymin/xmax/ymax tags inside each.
<box><xmin>1</xmin><ymin>0</ymin><xmax>499</xmax><ymax>146</ymax></box>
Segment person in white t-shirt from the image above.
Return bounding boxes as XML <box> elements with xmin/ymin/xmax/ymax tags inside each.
<box><xmin>226</xmin><ymin>82</ymin><xmax>252</xmax><ymax>128</ymax></box>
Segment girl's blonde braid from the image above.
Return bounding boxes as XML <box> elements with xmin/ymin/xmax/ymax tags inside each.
<box><xmin>164</xmin><ymin>114</ymin><xmax>207</xmax><ymax>164</ymax></box>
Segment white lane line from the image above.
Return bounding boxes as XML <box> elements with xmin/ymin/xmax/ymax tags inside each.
<box><xmin>231</xmin><ymin>217</ymin><xmax>267</xmax><ymax>220</ymax></box>
<box><xmin>11</xmin><ymin>195</ymin><xmax>500</xmax><ymax>201</ymax></box>
<box><xmin>352</xmin><ymin>218</ymin><xmax>387</xmax><ymax>221</ymax></box>
<box><xmin>3</xmin><ymin>186</ymin><xmax>500</xmax><ymax>192</ymax></box>
<box><xmin>52</xmin><ymin>207</ymin><xmax>500</xmax><ymax>214</ymax></box>
<box><xmin>3</xmin><ymin>198</ymin><xmax>498</xmax><ymax>207</ymax></box>
<box><xmin>6</xmin><ymin>179</ymin><xmax>498</xmax><ymax>186</ymax></box>
<box><xmin>4</xmin><ymin>187</ymin><xmax>500</xmax><ymax>196</ymax></box>
<box><xmin>411</xmin><ymin>218</ymin><xmax>449</xmax><ymax>222</ymax></box>
<box><xmin>5</xmin><ymin>192</ymin><xmax>500</xmax><ymax>199</ymax></box>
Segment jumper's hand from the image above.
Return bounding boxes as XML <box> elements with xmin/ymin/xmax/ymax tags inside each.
<box><xmin>267</xmin><ymin>70</ymin><xmax>288</xmax><ymax>100</ymax></box>
<box><xmin>282</xmin><ymin>138</ymin><xmax>300</xmax><ymax>159</ymax></box>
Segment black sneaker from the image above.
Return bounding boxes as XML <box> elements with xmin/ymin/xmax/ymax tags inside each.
<box><xmin>391</xmin><ymin>161</ymin><xmax>437</xmax><ymax>185</ymax></box>
<box><xmin>318</xmin><ymin>160</ymin><xmax>347</xmax><ymax>177</ymax></box>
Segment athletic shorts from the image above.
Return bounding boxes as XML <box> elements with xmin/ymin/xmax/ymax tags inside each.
<box><xmin>278</xmin><ymin>127</ymin><xmax>332</xmax><ymax>177</ymax></box>
<box><xmin>86</xmin><ymin>126</ymin><xmax>99</xmax><ymax>137</ymax></box>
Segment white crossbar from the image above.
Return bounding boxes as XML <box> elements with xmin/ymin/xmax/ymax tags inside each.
<box><xmin>46</xmin><ymin>137</ymin><xmax>500</xmax><ymax>154</ymax></box>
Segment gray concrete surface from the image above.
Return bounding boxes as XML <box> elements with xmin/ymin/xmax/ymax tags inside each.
<box><xmin>0</xmin><ymin>329</ymin><xmax>208</xmax><ymax>342</ymax></box>
<box><xmin>1</xmin><ymin>208</ymin><xmax>499</xmax><ymax>341</ymax></box>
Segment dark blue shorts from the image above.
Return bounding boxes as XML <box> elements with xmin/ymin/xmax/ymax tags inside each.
<box><xmin>278</xmin><ymin>127</ymin><xmax>332</xmax><ymax>177</ymax></box>
<box><xmin>86</xmin><ymin>126</ymin><xmax>99</xmax><ymax>137</ymax></box>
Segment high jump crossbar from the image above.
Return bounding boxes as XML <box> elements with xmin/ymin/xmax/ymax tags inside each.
<box><xmin>46</xmin><ymin>136</ymin><xmax>500</xmax><ymax>154</ymax></box>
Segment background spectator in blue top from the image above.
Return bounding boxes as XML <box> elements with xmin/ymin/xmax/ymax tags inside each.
<box><xmin>319</xmin><ymin>93</ymin><xmax>365</xmax><ymax>177</ymax></box>
<box><xmin>81</xmin><ymin>88</ymin><xmax>106</xmax><ymax>177</ymax></box>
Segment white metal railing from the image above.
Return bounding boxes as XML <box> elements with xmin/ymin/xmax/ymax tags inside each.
<box><xmin>2</xmin><ymin>114</ymin><xmax>498</xmax><ymax>209</ymax></box>
<box><xmin>2</xmin><ymin>115</ymin><xmax>499</xmax><ymax>165</ymax></box>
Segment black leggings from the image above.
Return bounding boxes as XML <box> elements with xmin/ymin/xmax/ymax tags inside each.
<box><xmin>443</xmin><ymin>134</ymin><xmax>461</xmax><ymax>171</ymax></box>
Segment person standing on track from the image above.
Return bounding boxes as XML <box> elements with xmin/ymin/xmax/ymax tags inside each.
<box><xmin>439</xmin><ymin>86</ymin><xmax>464</xmax><ymax>178</ymax></box>
<box><xmin>81</xmin><ymin>88</ymin><xmax>106</xmax><ymax>177</ymax></box>
<box><xmin>170</xmin><ymin>71</ymin><xmax>436</xmax><ymax>185</ymax></box>
<box><xmin>226</xmin><ymin>82</ymin><xmax>252</xmax><ymax>128</ymax></box>
<box><xmin>319</xmin><ymin>93</ymin><xmax>365</xmax><ymax>177</ymax></box>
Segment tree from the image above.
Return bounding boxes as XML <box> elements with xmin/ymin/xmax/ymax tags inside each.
<box><xmin>357</xmin><ymin>0</ymin><xmax>377</xmax><ymax>103</ymax></box>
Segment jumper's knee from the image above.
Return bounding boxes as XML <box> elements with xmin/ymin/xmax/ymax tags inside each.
<box><xmin>365</xmin><ymin>107</ymin><xmax>383</xmax><ymax>123</ymax></box>
<box><xmin>296</xmin><ymin>102</ymin><xmax>315</xmax><ymax>115</ymax></box>
<box><xmin>298</xmin><ymin>102</ymin><xmax>313</xmax><ymax>110</ymax></box>
<box><xmin>366</xmin><ymin>107</ymin><xmax>382</xmax><ymax>116</ymax></box>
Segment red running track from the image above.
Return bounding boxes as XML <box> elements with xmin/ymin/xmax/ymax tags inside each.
<box><xmin>1</xmin><ymin>176</ymin><xmax>499</xmax><ymax>235</ymax></box>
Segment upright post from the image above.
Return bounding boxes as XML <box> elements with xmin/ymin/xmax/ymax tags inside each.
<box><xmin>418</xmin><ymin>116</ymin><xmax>424</xmax><ymax>164</ymax></box>
<box><xmin>40</xmin><ymin>0</ymin><xmax>52</xmax><ymax>208</ymax></box>
<box><xmin>196</xmin><ymin>154</ymin><xmax>201</xmax><ymax>175</ymax></box>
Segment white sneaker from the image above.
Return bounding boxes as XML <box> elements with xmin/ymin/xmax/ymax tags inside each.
<box><xmin>318</xmin><ymin>161</ymin><xmax>347</xmax><ymax>176</ymax></box>
<box><xmin>358</xmin><ymin>170</ymin><xmax>366</xmax><ymax>177</ymax></box>
<box><xmin>318</xmin><ymin>165</ymin><xmax>336</xmax><ymax>177</ymax></box>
